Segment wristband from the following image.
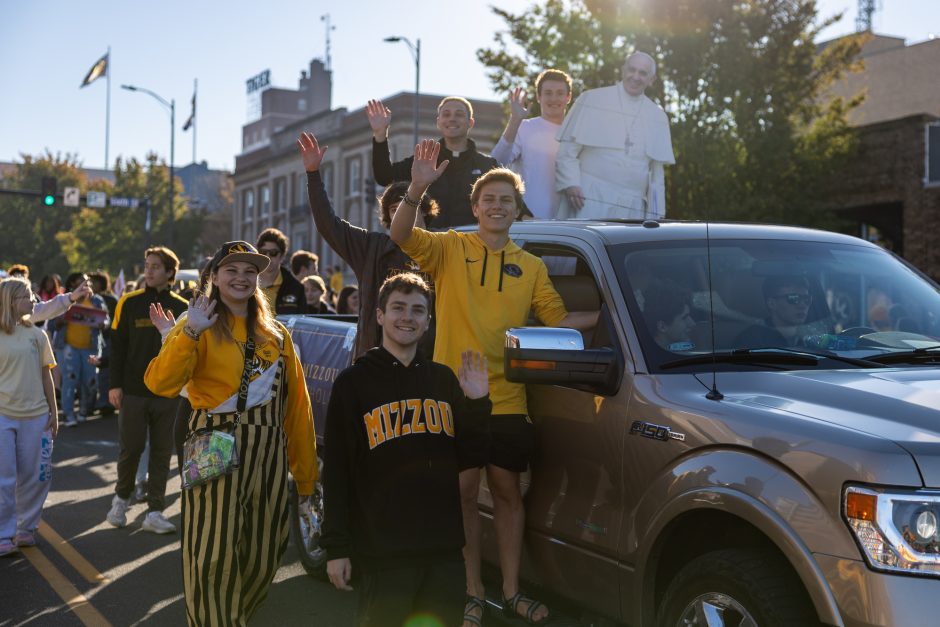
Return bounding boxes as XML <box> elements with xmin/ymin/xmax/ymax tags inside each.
<box><xmin>401</xmin><ymin>193</ymin><xmax>423</xmax><ymax>208</ymax></box>
<box><xmin>182</xmin><ymin>325</ymin><xmax>201</xmax><ymax>341</ymax></box>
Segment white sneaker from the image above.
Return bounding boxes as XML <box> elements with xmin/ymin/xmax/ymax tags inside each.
<box><xmin>132</xmin><ymin>481</ymin><xmax>147</xmax><ymax>503</ymax></box>
<box><xmin>64</xmin><ymin>416</ymin><xmax>78</xmax><ymax>428</ymax></box>
<box><xmin>106</xmin><ymin>495</ymin><xmax>130</xmax><ymax>527</ymax></box>
<box><xmin>142</xmin><ymin>511</ymin><xmax>176</xmax><ymax>534</ymax></box>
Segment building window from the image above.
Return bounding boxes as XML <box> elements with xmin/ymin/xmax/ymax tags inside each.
<box><xmin>290</xmin><ymin>172</ymin><xmax>297</xmax><ymax>207</ymax></box>
<box><xmin>346</xmin><ymin>157</ymin><xmax>362</xmax><ymax>197</ymax></box>
<box><xmin>298</xmin><ymin>98</ymin><xmax>307</xmax><ymax>111</ymax></box>
<box><xmin>293</xmin><ymin>227</ymin><xmax>308</xmax><ymax>251</ymax></box>
<box><xmin>275</xmin><ymin>178</ymin><xmax>287</xmax><ymax>212</ymax></box>
<box><xmin>927</xmin><ymin>123</ymin><xmax>940</xmax><ymax>187</ymax></box>
<box><xmin>322</xmin><ymin>163</ymin><xmax>334</xmax><ymax>199</ymax></box>
<box><xmin>260</xmin><ymin>185</ymin><xmax>270</xmax><ymax>216</ymax></box>
<box><xmin>242</xmin><ymin>189</ymin><xmax>254</xmax><ymax>222</ymax></box>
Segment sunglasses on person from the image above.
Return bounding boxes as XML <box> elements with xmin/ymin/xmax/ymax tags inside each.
<box><xmin>258</xmin><ymin>248</ymin><xmax>282</xmax><ymax>258</ymax></box>
<box><xmin>775</xmin><ymin>292</ymin><xmax>812</xmax><ymax>306</ymax></box>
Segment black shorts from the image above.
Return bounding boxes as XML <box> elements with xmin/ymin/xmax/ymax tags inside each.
<box><xmin>457</xmin><ymin>419</ymin><xmax>490</xmax><ymax>471</ymax></box>
<box><xmin>487</xmin><ymin>414</ymin><xmax>535</xmax><ymax>473</ymax></box>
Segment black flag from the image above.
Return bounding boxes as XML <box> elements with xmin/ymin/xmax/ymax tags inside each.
<box><xmin>80</xmin><ymin>53</ymin><xmax>108</xmax><ymax>88</ymax></box>
<box><xmin>182</xmin><ymin>92</ymin><xmax>196</xmax><ymax>131</ymax></box>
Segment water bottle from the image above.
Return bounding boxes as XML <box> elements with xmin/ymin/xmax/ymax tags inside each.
<box><xmin>39</xmin><ymin>430</ymin><xmax>53</xmax><ymax>482</ymax></box>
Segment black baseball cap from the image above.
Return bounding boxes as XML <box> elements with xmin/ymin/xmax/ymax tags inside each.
<box><xmin>209</xmin><ymin>241</ymin><xmax>270</xmax><ymax>273</ymax></box>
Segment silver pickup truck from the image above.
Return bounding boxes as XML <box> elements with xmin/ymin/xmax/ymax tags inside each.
<box><xmin>284</xmin><ymin>220</ymin><xmax>940</xmax><ymax>627</ymax></box>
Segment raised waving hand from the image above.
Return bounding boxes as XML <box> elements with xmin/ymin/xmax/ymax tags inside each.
<box><xmin>297</xmin><ymin>132</ymin><xmax>328</xmax><ymax>172</ymax></box>
<box><xmin>366</xmin><ymin>99</ymin><xmax>392</xmax><ymax>140</ymax></box>
<box><xmin>508</xmin><ymin>87</ymin><xmax>531</xmax><ymax>122</ymax></box>
<box><xmin>410</xmin><ymin>139</ymin><xmax>449</xmax><ymax>192</ymax></box>
<box><xmin>458</xmin><ymin>351</ymin><xmax>489</xmax><ymax>400</ymax></box>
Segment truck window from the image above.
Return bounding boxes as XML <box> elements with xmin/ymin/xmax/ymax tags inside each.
<box><xmin>526</xmin><ymin>245</ymin><xmax>614</xmax><ymax>350</ymax></box>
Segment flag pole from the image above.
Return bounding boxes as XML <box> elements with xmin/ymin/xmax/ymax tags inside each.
<box><xmin>105</xmin><ymin>46</ymin><xmax>111</xmax><ymax>170</ymax></box>
<box><xmin>193</xmin><ymin>78</ymin><xmax>197</xmax><ymax>164</ymax></box>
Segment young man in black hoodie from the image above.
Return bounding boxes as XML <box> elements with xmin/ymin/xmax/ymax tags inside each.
<box><xmin>322</xmin><ymin>272</ymin><xmax>491</xmax><ymax>627</ymax></box>
<box><xmin>368</xmin><ymin>96</ymin><xmax>499</xmax><ymax>229</ymax></box>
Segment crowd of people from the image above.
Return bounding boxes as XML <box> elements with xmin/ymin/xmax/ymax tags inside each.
<box><xmin>1</xmin><ymin>50</ymin><xmax>667</xmax><ymax>626</ymax></box>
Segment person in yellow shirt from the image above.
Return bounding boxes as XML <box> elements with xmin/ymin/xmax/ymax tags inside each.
<box><xmin>391</xmin><ymin>141</ymin><xmax>598</xmax><ymax>626</ymax></box>
<box><xmin>329</xmin><ymin>265</ymin><xmax>344</xmax><ymax>299</ymax></box>
<box><xmin>145</xmin><ymin>241</ymin><xmax>317</xmax><ymax>627</ymax></box>
<box><xmin>54</xmin><ymin>272</ymin><xmax>108</xmax><ymax>427</ymax></box>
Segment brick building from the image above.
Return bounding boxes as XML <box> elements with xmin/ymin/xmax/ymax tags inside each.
<box><xmin>823</xmin><ymin>34</ymin><xmax>940</xmax><ymax>280</ymax></box>
<box><xmin>232</xmin><ymin>59</ymin><xmax>505</xmax><ymax>273</ymax></box>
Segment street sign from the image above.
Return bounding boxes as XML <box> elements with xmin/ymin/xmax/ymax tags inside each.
<box><xmin>87</xmin><ymin>191</ymin><xmax>106</xmax><ymax>208</ymax></box>
<box><xmin>63</xmin><ymin>187</ymin><xmax>80</xmax><ymax>207</ymax></box>
<box><xmin>110</xmin><ymin>197</ymin><xmax>140</xmax><ymax>208</ymax></box>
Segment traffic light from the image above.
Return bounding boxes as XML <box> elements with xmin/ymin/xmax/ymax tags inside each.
<box><xmin>41</xmin><ymin>176</ymin><xmax>57</xmax><ymax>206</ymax></box>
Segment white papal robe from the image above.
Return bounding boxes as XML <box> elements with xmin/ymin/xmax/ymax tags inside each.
<box><xmin>556</xmin><ymin>85</ymin><xmax>675</xmax><ymax>220</ymax></box>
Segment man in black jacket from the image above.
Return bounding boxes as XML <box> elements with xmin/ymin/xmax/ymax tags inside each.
<box><xmin>322</xmin><ymin>273</ymin><xmax>491</xmax><ymax>627</ymax></box>
<box><xmin>368</xmin><ymin>96</ymin><xmax>498</xmax><ymax>229</ymax></box>
<box><xmin>106</xmin><ymin>246</ymin><xmax>188</xmax><ymax>534</ymax></box>
<box><xmin>256</xmin><ymin>228</ymin><xmax>308</xmax><ymax>314</ymax></box>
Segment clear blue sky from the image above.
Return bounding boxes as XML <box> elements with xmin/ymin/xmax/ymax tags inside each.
<box><xmin>1</xmin><ymin>0</ymin><xmax>936</xmax><ymax>173</ymax></box>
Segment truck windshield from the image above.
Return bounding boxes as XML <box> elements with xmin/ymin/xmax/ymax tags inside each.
<box><xmin>610</xmin><ymin>238</ymin><xmax>940</xmax><ymax>372</ymax></box>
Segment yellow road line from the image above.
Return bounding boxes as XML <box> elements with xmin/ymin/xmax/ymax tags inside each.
<box><xmin>21</xmin><ymin>547</ymin><xmax>113</xmax><ymax>627</ymax></box>
<box><xmin>38</xmin><ymin>520</ymin><xmax>109</xmax><ymax>584</ymax></box>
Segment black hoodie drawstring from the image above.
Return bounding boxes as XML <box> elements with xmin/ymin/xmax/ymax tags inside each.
<box><xmin>480</xmin><ymin>248</ymin><xmax>506</xmax><ymax>292</ymax></box>
<box><xmin>498</xmin><ymin>250</ymin><xmax>505</xmax><ymax>292</ymax></box>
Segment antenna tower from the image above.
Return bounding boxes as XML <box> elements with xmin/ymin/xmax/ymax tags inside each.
<box><xmin>321</xmin><ymin>14</ymin><xmax>336</xmax><ymax>71</ymax></box>
<box><xmin>856</xmin><ymin>0</ymin><xmax>878</xmax><ymax>32</ymax></box>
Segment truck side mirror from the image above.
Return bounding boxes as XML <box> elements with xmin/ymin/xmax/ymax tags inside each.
<box><xmin>504</xmin><ymin>327</ymin><xmax>621</xmax><ymax>395</ymax></box>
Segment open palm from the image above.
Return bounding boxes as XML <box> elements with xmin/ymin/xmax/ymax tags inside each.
<box><xmin>297</xmin><ymin>132</ymin><xmax>328</xmax><ymax>172</ymax></box>
<box><xmin>458</xmin><ymin>351</ymin><xmax>489</xmax><ymax>400</ymax></box>
<box><xmin>410</xmin><ymin>139</ymin><xmax>449</xmax><ymax>190</ymax></box>
<box><xmin>509</xmin><ymin>87</ymin><xmax>530</xmax><ymax>120</ymax></box>
<box><xmin>366</xmin><ymin>99</ymin><xmax>391</xmax><ymax>134</ymax></box>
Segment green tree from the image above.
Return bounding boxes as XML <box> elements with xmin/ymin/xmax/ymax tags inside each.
<box><xmin>57</xmin><ymin>152</ymin><xmax>201</xmax><ymax>277</ymax></box>
<box><xmin>0</xmin><ymin>151</ymin><xmax>88</xmax><ymax>278</ymax></box>
<box><xmin>0</xmin><ymin>152</ymin><xmax>201</xmax><ymax>280</ymax></box>
<box><xmin>477</xmin><ymin>0</ymin><xmax>865</xmax><ymax>226</ymax></box>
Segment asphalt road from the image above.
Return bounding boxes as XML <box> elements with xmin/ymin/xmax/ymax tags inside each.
<box><xmin>1</xmin><ymin>411</ymin><xmax>356</xmax><ymax>627</ymax></box>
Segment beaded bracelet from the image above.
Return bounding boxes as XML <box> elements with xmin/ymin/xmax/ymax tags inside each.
<box><xmin>401</xmin><ymin>193</ymin><xmax>423</xmax><ymax>208</ymax></box>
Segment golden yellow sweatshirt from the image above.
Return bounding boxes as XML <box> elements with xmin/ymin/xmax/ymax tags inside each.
<box><xmin>144</xmin><ymin>315</ymin><xmax>318</xmax><ymax>494</ymax></box>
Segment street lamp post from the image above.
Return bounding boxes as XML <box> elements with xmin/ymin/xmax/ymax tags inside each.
<box><xmin>383</xmin><ymin>36</ymin><xmax>421</xmax><ymax>148</ymax></box>
<box><xmin>121</xmin><ymin>84</ymin><xmax>175</xmax><ymax>247</ymax></box>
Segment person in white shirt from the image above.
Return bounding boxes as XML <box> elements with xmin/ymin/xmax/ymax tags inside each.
<box><xmin>556</xmin><ymin>51</ymin><xmax>675</xmax><ymax>220</ymax></box>
<box><xmin>491</xmin><ymin>69</ymin><xmax>573</xmax><ymax>220</ymax></box>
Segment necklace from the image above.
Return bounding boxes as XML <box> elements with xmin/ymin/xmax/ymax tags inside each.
<box><xmin>617</xmin><ymin>86</ymin><xmax>642</xmax><ymax>155</ymax></box>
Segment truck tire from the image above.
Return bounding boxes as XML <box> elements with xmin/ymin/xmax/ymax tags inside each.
<box><xmin>657</xmin><ymin>548</ymin><xmax>819</xmax><ymax>627</ymax></box>
<box><xmin>288</xmin><ymin>476</ymin><xmax>328</xmax><ymax>579</ymax></box>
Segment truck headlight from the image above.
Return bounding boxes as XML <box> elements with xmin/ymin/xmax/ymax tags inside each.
<box><xmin>844</xmin><ymin>486</ymin><xmax>940</xmax><ymax>576</ymax></box>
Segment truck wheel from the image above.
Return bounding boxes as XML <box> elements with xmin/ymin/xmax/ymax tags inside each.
<box><xmin>657</xmin><ymin>548</ymin><xmax>819</xmax><ymax>627</ymax></box>
<box><xmin>288</xmin><ymin>476</ymin><xmax>328</xmax><ymax>579</ymax></box>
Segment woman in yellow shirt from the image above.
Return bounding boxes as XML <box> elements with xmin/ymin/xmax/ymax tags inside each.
<box><xmin>145</xmin><ymin>241</ymin><xmax>317</xmax><ymax>627</ymax></box>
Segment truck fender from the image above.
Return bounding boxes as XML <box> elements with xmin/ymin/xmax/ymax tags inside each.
<box><xmin>630</xmin><ymin>455</ymin><xmax>846</xmax><ymax>627</ymax></box>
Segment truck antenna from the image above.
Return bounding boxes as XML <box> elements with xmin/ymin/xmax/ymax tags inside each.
<box><xmin>704</xmin><ymin>221</ymin><xmax>724</xmax><ymax>401</ymax></box>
